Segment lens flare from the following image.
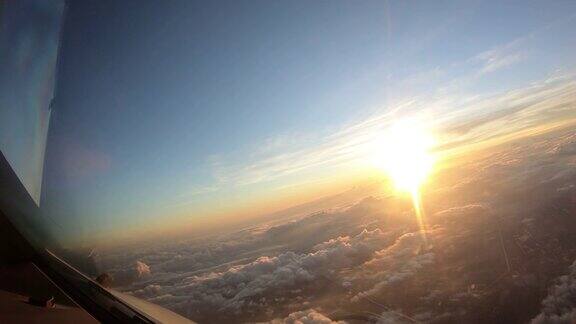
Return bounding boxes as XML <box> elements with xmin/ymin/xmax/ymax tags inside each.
<box><xmin>371</xmin><ymin>119</ymin><xmax>436</xmax><ymax>240</ymax></box>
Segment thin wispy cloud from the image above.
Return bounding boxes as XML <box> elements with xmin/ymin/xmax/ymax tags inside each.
<box><xmin>476</xmin><ymin>50</ymin><xmax>525</xmax><ymax>75</ymax></box>
<box><xmin>204</xmin><ymin>75</ymin><xmax>576</xmax><ymax>193</ymax></box>
<box><xmin>470</xmin><ymin>31</ymin><xmax>531</xmax><ymax>77</ymax></box>
<box><xmin>172</xmin><ymin>20</ymin><xmax>576</xmax><ymax>206</ymax></box>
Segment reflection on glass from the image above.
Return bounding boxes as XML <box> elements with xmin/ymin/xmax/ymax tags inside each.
<box><xmin>0</xmin><ymin>0</ymin><xmax>65</xmax><ymax>204</ymax></box>
<box><xmin>2</xmin><ymin>1</ymin><xmax>576</xmax><ymax>323</ymax></box>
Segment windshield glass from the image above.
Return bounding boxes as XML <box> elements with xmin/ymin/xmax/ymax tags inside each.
<box><xmin>0</xmin><ymin>0</ymin><xmax>64</xmax><ymax>205</ymax></box>
<box><xmin>4</xmin><ymin>1</ymin><xmax>576</xmax><ymax>323</ymax></box>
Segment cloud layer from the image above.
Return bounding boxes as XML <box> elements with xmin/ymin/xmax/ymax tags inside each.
<box><xmin>87</xmin><ymin>122</ymin><xmax>576</xmax><ymax>323</ymax></box>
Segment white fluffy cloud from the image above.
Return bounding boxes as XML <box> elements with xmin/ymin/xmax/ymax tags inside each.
<box><xmin>532</xmin><ymin>261</ymin><xmax>576</xmax><ymax>324</ymax></box>
<box><xmin>111</xmin><ymin>193</ymin><xmax>448</xmax><ymax>323</ymax></box>
<box><xmin>135</xmin><ymin>260</ymin><xmax>151</xmax><ymax>277</ymax></box>
<box><xmin>135</xmin><ymin>228</ymin><xmax>390</xmax><ymax>318</ymax></box>
<box><xmin>350</xmin><ymin>231</ymin><xmax>435</xmax><ymax>302</ymax></box>
<box><xmin>269</xmin><ymin>309</ymin><xmax>344</xmax><ymax>324</ymax></box>
<box><xmin>111</xmin><ymin>260</ymin><xmax>152</xmax><ymax>287</ymax></box>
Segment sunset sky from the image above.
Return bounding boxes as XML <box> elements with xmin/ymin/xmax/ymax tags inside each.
<box><xmin>42</xmin><ymin>0</ymin><xmax>576</xmax><ymax>244</ymax></box>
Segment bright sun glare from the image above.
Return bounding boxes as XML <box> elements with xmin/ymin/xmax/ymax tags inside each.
<box><xmin>372</xmin><ymin>119</ymin><xmax>436</xmax><ymax>193</ymax></box>
<box><xmin>371</xmin><ymin>119</ymin><xmax>436</xmax><ymax>241</ymax></box>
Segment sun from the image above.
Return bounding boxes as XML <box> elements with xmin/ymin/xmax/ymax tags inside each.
<box><xmin>371</xmin><ymin>118</ymin><xmax>436</xmax><ymax>193</ymax></box>
<box><xmin>370</xmin><ymin>118</ymin><xmax>436</xmax><ymax>241</ymax></box>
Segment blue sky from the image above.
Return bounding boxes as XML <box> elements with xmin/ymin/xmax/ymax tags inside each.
<box><xmin>40</xmin><ymin>0</ymin><xmax>576</xmax><ymax>243</ymax></box>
